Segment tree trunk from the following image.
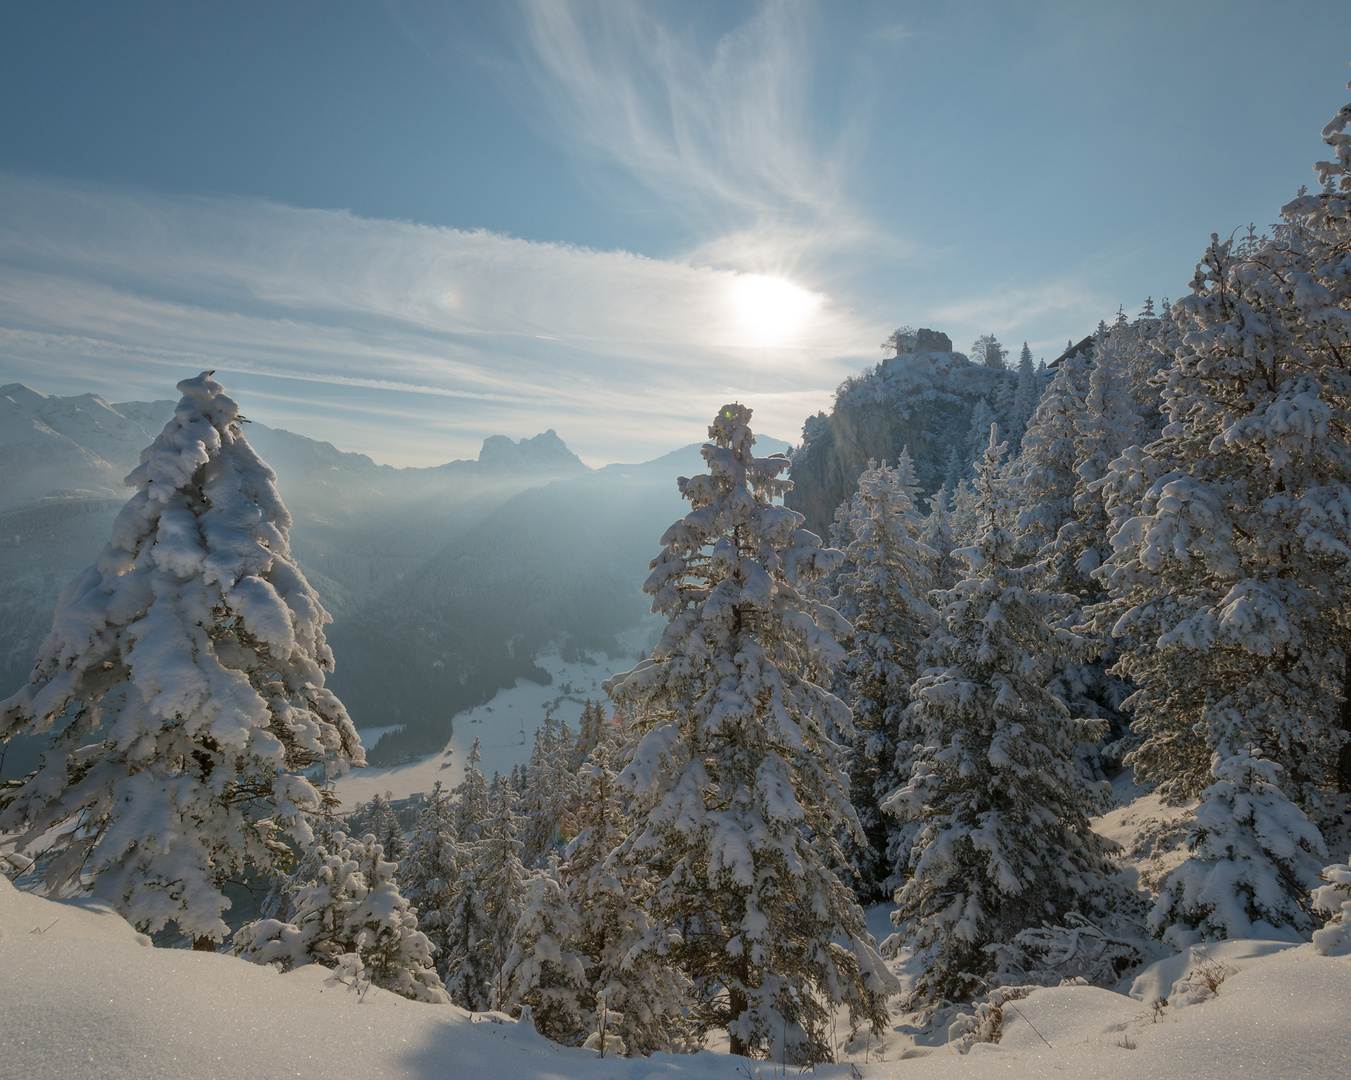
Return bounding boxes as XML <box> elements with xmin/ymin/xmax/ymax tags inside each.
<box><xmin>727</xmin><ymin>984</ymin><xmax>749</xmax><ymax>1058</ymax></box>
<box><xmin>193</xmin><ymin>935</ymin><xmax>218</xmax><ymax>952</ymax></box>
<box><xmin>727</xmin><ymin>956</ymin><xmax>749</xmax><ymax>1058</ymax></box>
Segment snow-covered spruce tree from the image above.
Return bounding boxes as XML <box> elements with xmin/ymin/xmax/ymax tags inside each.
<box><xmin>561</xmin><ymin>712</ymin><xmax>693</xmax><ymax>1056</ymax></box>
<box><xmin>520</xmin><ymin>712</ymin><xmax>578</xmax><ymax>867</ymax></box>
<box><xmin>917</xmin><ymin>485</ymin><xmax>958</xmax><ymax>591</ymax></box>
<box><xmin>831</xmin><ymin>454</ymin><xmax>935</xmax><ymax>901</ymax></box>
<box><xmin>1011</xmin><ymin>342</ymin><xmax>1041</xmax><ymax>441</ymax></box>
<box><xmin>0</xmin><ymin>372</ymin><xmax>362</xmax><ymax>947</ymax></box>
<box><xmin>1092</xmin><ymin>89</ymin><xmax>1351</xmax><ymax>818</ymax></box>
<box><xmin>258</xmin><ymin>806</ymin><xmax>342</xmax><ymax>924</ymax></box>
<box><xmin>1149</xmin><ymin>749</ymin><xmax>1324</xmax><ymax>941</ymax></box>
<box><xmin>360</xmin><ymin>792</ymin><xmax>407</xmax><ymax>863</ymax></box>
<box><xmin>480</xmin><ymin>774</ymin><xmax>531</xmax><ymax>1010</ymax></box>
<box><xmin>501</xmin><ymin>862</ymin><xmax>590</xmax><ymax>1045</ymax></box>
<box><xmin>606</xmin><ymin>403</ymin><xmax>895</xmax><ymax>1064</ymax></box>
<box><xmin>887</xmin><ymin>426</ymin><xmax>1125</xmax><ymax>1007</ymax></box>
<box><xmin>439</xmin><ymin>858</ymin><xmax>494</xmax><ymax>1010</ymax></box>
<box><xmin>233</xmin><ymin>830</ymin><xmax>448</xmax><ymax>1003</ymax></box>
<box><xmin>454</xmin><ymin>737</ymin><xmax>491</xmax><ymax>843</ymax></box>
<box><xmin>437</xmin><ymin>738</ymin><xmax>496</xmax><ymax>1008</ymax></box>
<box><xmin>571</xmin><ymin>699</ymin><xmax>607</xmax><ymax>771</ymax></box>
<box><xmin>400</xmin><ymin>781</ymin><xmax>461</xmax><ymax>977</ymax></box>
<box><xmin>1015</xmin><ymin>347</ymin><xmax>1092</xmax><ymax>590</ymax></box>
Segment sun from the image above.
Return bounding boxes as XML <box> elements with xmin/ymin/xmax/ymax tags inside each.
<box><xmin>729</xmin><ymin>274</ymin><xmax>821</xmax><ymax>347</ymax></box>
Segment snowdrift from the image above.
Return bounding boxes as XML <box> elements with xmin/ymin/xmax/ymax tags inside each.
<box><xmin>2</xmin><ymin>873</ymin><xmax>1347</xmax><ymax>1080</ymax></box>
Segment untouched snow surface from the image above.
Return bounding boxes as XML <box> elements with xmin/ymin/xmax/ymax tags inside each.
<box><xmin>3</xmin><ymin>872</ymin><xmax>1348</xmax><ymax>1079</ymax></box>
<box><xmin>335</xmin><ymin>652</ymin><xmax>620</xmax><ymax>809</ymax></box>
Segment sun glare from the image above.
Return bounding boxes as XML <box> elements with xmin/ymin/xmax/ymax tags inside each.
<box><xmin>729</xmin><ymin>274</ymin><xmax>821</xmax><ymax>347</ymax></box>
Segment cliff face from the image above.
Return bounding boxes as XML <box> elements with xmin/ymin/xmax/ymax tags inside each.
<box><xmin>787</xmin><ymin>347</ymin><xmax>1031</xmax><ymax>538</ymax></box>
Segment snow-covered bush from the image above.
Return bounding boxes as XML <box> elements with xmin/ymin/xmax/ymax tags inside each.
<box><xmin>988</xmin><ymin>912</ymin><xmax>1145</xmax><ymax>989</ymax></box>
<box><xmin>0</xmin><ymin>372</ymin><xmax>363</xmax><ymax>946</ymax></box>
<box><xmin>234</xmin><ymin>830</ymin><xmax>447</xmax><ymax>1003</ymax></box>
<box><xmin>1312</xmin><ymin>861</ymin><xmax>1351</xmax><ymax>956</ymax></box>
<box><xmin>1150</xmin><ymin>750</ymin><xmax>1325</xmax><ymax>940</ymax></box>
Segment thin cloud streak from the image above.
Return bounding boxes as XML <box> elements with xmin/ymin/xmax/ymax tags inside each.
<box><xmin>513</xmin><ymin>0</ymin><xmax>889</xmax><ymax>275</ymax></box>
<box><xmin>0</xmin><ymin>174</ymin><xmax>879</xmax><ymax>466</ymax></box>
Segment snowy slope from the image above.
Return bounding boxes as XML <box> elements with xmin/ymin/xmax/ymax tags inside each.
<box><xmin>2</xmin><ymin>872</ymin><xmax>1347</xmax><ymax>1079</ymax></box>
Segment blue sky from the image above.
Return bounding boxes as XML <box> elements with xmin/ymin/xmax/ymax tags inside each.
<box><xmin>1</xmin><ymin>1</ymin><xmax>1348</xmax><ymax>466</ymax></box>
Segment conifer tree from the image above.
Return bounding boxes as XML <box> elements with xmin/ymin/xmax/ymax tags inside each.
<box><xmin>361</xmin><ymin>792</ymin><xmax>407</xmax><ymax>864</ymax></box>
<box><xmin>917</xmin><ymin>485</ymin><xmax>957</xmax><ymax>591</ymax></box>
<box><xmin>1016</xmin><ymin>350</ymin><xmax>1092</xmax><ymax>584</ymax></box>
<box><xmin>607</xmin><ymin>403</ymin><xmax>895</xmax><ymax>1063</ymax></box>
<box><xmin>572</xmin><ymin>699</ymin><xmax>607</xmax><ymax>770</ymax></box>
<box><xmin>1092</xmin><ymin>88</ymin><xmax>1351</xmax><ymax>819</ymax></box>
<box><xmin>1012</xmin><ymin>342</ymin><xmax>1041</xmax><ymax>439</ymax></box>
<box><xmin>520</xmin><ymin>713</ymin><xmax>578</xmax><ymax>867</ymax></box>
<box><xmin>400</xmin><ymin>781</ymin><xmax>461</xmax><ymax>979</ymax></box>
<box><xmin>0</xmin><ymin>372</ymin><xmax>363</xmax><ymax>947</ymax></box>
<box><xmin>440</xmin><ymin>859</ymin><xmax>494</xmax><ymax>1010</ymax></box>
<box><xmin>832</xmin><ymin>455</ymin><xmax>935</xmax><ymax>900</ymax></box>
<box><xmin>1149</xmin><ymin>750</ymin><xmax>1324</xmax><ymax>940</ymax></box>
<box><xmin>454</xmin><ymin>737</ymin><xmax>491</xmax><ymax>843</ymax></box>
<box><xmin>480</xmin><ymin>775</ymin><xmax>530</xmax><ymax>1009</ymax></box>
<box><xmin>233</xmin><ymin>830</ymin><xmax>448</xmax><ymax>1003</ymax></box>
<box><xmin>562</xmin><ymin>715</ymin><xmax>692</xmax><ymax>1055</ymax></box>
<box><xmin>501</xmin><ymin>862</ymin><xmax>590</xmax><ymax>1043</ymax></box>
<box><xmin>888</xmin><ymin>427</ymin><xmax>1124</xmax><ymax>1006</ymax></box>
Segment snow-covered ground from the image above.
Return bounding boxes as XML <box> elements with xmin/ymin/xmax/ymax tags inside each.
<box><xmin>3</xmin><ymin>870</ymin><xmax>1347</xmax><ymax>1080</ymax></box>
<box><xmin>336</xmin><ymin>651</ymin><xmax>627</xmax><ymax>809</ymax></box>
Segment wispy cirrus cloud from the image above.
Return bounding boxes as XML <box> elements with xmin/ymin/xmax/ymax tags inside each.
<box><xmin>513</xmin><ymin>0</ymin><xmax>894</xmax><ymax>275</ymax></box>
<box><xmin>0</xmin><ymin>174</ymin><xmax>881</xmax><ymax>465</ymax></box>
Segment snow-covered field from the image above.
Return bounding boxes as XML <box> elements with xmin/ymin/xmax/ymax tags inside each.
<box><xmin>337</xmin><ymin>651</ymin><xmax>626</xmax><ymax>809</ymax></box>
<box><xmin>3</xmin><ymin>870</ymin><xmax>1346</xmax><ymax>1080</ymax></box>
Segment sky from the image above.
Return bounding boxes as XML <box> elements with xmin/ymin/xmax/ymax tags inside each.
<box><xmin>1</xmin><ymin>1</ymin><xmax>1349</xmax><ymax>467</ymax></box>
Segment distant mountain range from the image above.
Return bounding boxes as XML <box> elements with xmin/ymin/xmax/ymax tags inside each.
<box><xmin>0</xmin><ymin>383</ymin><xmax>787</xmax><ymax>772</ymax></box>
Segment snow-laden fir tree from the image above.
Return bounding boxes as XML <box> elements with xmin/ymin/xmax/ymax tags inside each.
<box><xmin>480</xmin><ymin>774</ymin><xmax>531</xmax><ymax>1010</ymax></box>
<box><xmin>1092</xmin><ymin>88</ymin><xmax>1351</xmax><ymax>822</ymax></box>
<box><xmin>831</xmin><ymin>454</ymin><xmax>935</xmax><ymax>901</ymax></box>
<box><xmin>258</xmin><ymin>806</ymin><xmax>342</xmax><ymax>924</ymax></box>
<box><xmin>1011</xmin><ymin>342</ymin><xmax>1042</xmax><ymax>440</ymax></box>
<box><xmin>437</xmin><ymin>737</ymin><xmax>496</xmax><ymax>1008</ymax></box>
<box><xmin>0</xmin><ymin>372</ymin><xmax>363</xmax><ymax>947</ymax></box>
<box><xmin>233</xmin><ymin>830</ymin><xmax>448</xmax><ymax>1003</ymax></box>
<box><xmin>439</xmin><ymin>858</ymin><xmax>494</xmax><ymax>1010</ymax></box>
<box><xmin>886</xmin><ymin>426</ymin><xmax>1125</xmax><ymax>1007</ymax></box>
<box><xmin>400</xmin><ymin>781</ymin><xmax>461</xmax><ymax>979</ymax></box>
<box><xmin>966</xmin><ymin>398</ymin><xmax>997</xmax><ymax>472</ymax></box>
<box><xmin>606</xmin><ymin>403</ymin><xmax>895</xmax><ymax>1064</ymax></box>
<box><xmin>520</xmin><ymin>712</ymin><xmax>578</xmax><ymax>867</ymax></box>
<box><xmin>1149</xmin><ymin>749</ymin><xmax>1324</xmax><ymax>941</ymax></box>
<box><xmin>1015</xmin><ymin>349</ymin><xmax>1092</xmax><ymax>587</ymax></box>
<box><xmin>454</xmin><ymin>737</ymin><xmax>491</xmax><ymax>843</ymax></box>
<box><xmin>359</xmin><ymin>792</ymin><xmax>407</xmax><ymax>863</ymax></box>
<box><xmin>501</xmin><ymin>861</ymin><xmax>590</xmax><ymax>1044</ymax></box>
<box><xmin>571</xmin><ymin>699</ymin><xmax>607</xmax><ymax>771</ymax></box>
<box><xmin>917</xmin><ymin>485</ymin><xmax>957</xmax><ymax>591</ymax></box>
<box><xmin>557</xmin><ymin>710</ymin><xmax>693</xmax><ymax>1055</ymax></box>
